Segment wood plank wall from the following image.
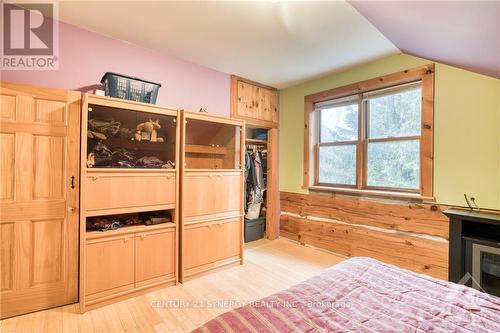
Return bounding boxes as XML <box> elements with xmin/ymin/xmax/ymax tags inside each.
<box><xmin>280</xmin><ymin>191</ymin><xmax>450</xmax><ymax>280</ymax></box>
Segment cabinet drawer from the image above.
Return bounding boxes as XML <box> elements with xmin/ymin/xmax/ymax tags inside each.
<box><xmin>85</xmin><ymin>236</ymin><xmax>135</xmax><ymax>296</ymax></box>
<box><xmin>184</xmin><ymin>219</ymin><xmax>241</xmax><ymax>270</ymax></box>
<box><xmin>86</xmin><ymin>172</ymin><xmax>175</xmax><ymax>212</ymax></box>
<box><xmin>135</xmin><ymin>229</ymin><xmax>175</xmax><ymax>284</ymax></box>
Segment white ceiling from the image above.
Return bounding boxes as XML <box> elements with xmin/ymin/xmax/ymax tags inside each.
<box><xmin>58</xmin><ymin>1</ymin><xmax>398</xmax><ymax>88</ymax></box>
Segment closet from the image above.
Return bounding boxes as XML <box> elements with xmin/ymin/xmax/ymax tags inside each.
<box><xmin>79</xmin><ymin>94</ymin><xmax>180</xmax><ymax>312</ymax></box>
<box><xmin>230</xmin><ymin>76</ymin><xmax>280</xmax><ymax>240</ymax></box>
<box><xmin>180</xmin><ymin>111</ymin><xmax>244</xmax><ymax>281</ymax></box>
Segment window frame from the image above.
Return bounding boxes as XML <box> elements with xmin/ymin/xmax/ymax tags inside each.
<box><xmin>303</xmin><ymin>64</ymin><xmax>434</xmax><ymax>199</ymax></box>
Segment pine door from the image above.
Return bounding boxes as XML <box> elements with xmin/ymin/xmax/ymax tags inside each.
<box><xmin>0</xmin><ymin>83</ymin><xmax>80</xmax><ymax>319</ymax></box>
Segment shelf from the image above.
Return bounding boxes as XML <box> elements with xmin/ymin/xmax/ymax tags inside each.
<box><xmin>245</xmin><ymin>138</ymin><xmax>267</xmax><ymax>145</ymax></box>
<box><xmin>184</xmin><ymin>169</ymin><xmax>242</xmax><ymax>173</ymax></box>
<box><xmin>86</xmin><ymin>222</ymin><xmax>175</xmax><ymax>241</ymax></box>
<box><xmin>86</xmin><ymin>204</ymin><xmax>176</xmax><ymax>217</ymax></box>
<box><xmin>185</xmin><ymin>144</ymin><xmax>228</xmax><ymax>155</ymax></box>
<box><xmin>86</xmin><ymin>167</ymin><xmax>176</xmax><ymax>173</ymax></box>
<box><xmin>88</xmin><ymin>137</ymin><xmax>172</xmax><ymax>151</ymax></box>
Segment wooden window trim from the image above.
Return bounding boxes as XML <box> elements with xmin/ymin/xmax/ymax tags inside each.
<box><xmin>303</xmin><ymin>64</ymin><xmax>435</xmax><ymax>198</ymax></box>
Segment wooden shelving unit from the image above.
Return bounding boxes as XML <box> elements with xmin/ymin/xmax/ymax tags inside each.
<box><xmin>179</xmin><ymin>111</ymin><xmax>245</xmax><ymax>282</ymax></box>
<box><xmin>79</xmin><ymin>94</ymin><xmax>180</xmax><ymax>312</ymax></box>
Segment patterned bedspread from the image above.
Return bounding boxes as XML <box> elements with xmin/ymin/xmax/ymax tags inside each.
<box><xmin>193</xmin><ymin>257</ymin><xmax>500</xmax><ymax>333</ymax></box>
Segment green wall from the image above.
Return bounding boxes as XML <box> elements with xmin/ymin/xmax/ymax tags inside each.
<box><xmin>279</xmin><ymin>53</ymin><xmax>500</xmax><ymax>209</ymax></box>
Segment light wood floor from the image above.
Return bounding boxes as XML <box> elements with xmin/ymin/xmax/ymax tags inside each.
<box><xmin>0</xmin><ymin>238</ymin><xmax>345</xmax><ymax>333</ymax></box>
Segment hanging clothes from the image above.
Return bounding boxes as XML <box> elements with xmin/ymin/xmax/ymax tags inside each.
<box><xmin>245</xmin><ymin>147</ymin><xmax>265</xmax><ymax>210</ymax></box>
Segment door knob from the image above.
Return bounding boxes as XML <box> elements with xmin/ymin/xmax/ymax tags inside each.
<box><xmin>68</xmin><ymin>207</ymin><xmax>76</xmax><ymax>214</ymax></box>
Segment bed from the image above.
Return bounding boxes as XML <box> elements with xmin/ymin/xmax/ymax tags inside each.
<box><xmin>193</xmin><ymin>257</ymin><xmax>500</xmax><ymax>333</ymax></box>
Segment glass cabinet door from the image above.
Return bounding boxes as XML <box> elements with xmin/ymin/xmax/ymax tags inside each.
<box><xmin>185</xmin><ymin>118</ymin><xmax>241</xmax><ymax>169</ymax></box>
<box><xmin>87</xmin><ymin>104</ymin><xmax>176</xmax><ymax>169</ymax></box>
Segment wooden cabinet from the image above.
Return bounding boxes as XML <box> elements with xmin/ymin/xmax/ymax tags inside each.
<box><xmin>85</xmin><ymin>225</ymin><xmax>176</xmax><ymax>301</ymax></box>
<box><xmin>183</xmin><ymin>171</ymin><xmax>241</xmax><ymax>219</ymax></box>
<box><xmin>80</xmin><ymin>95</ymin><xmax>180</xmax><ymax>312</ymax></box>
<box><xmin>180</xmin><ymin>111</ymin><xmax>244</xmax><ymax>281</ymax></box>
<box><xmin>231</xmin><ymin>77</ymin><xmax>278</xmax><ymax>127</ymax></box>
<box><xmin>135</xmin><ymin>228</ymin><xmax>175</xmax><ymax>285</ymax></box>
<box><xmin>85</xmin><ymin>170</ymin><xmax>176</xmax><ymax>215</ymax></box>
<box><xmin>183</xmin><ymin>219</ymin><xmax>241</xmax><ymax>275</ymax></box>
<box><xmin>85</xmin><ymin>235</ymin><xmax>135</xmax><ymax>297</ymax></box>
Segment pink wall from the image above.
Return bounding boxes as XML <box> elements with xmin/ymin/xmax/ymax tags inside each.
<box><xmin>1</xmin><ymin>21</ymin><xmax>231</xmax><ymax>116</ymax></box>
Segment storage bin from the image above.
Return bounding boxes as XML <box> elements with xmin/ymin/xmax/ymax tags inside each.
<box><xmin>244</xmin><ymin>217</ymin><xmax>265</xmax><ymax>242</ymax></box>
<box><xmin>101</xmin><ymin>72</ymin><xmax>161</xmax><ymax>104</ymax></box>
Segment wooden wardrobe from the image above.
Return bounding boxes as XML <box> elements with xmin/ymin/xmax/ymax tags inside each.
<box><xmin>79</xmin><ymin>94</ymin><xmax>180</xmax><ymax>312</ymax></box>
<box><xmin>179</xmin><ymin>111</ymin><xmax>245</xmax><ymax>281</ymax></box>
<box><xmin>230</xmin><ymin>76</ymin><xmax>280</xmax><ymax>240</ymax></box>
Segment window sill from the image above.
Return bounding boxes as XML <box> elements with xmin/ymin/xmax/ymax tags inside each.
<box><xmin>308</xmin><ymin>185</ymin><xmax>435</xmax><ymax>202</ymax></box>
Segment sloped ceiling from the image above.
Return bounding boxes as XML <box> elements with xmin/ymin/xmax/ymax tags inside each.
<box><xmin>350</xmin><ymin>1</ymin><xmax>500</xmax><ymax>79</ymax></box>
<box><xmin>58</xmin><ymin>1</ymin><xmax>398</xmax><ymax>88</ymax></box>
<box><xmin>57</xmin><ymin>1</ymin><xmax>499</xmax><ymax>88</ymax></box>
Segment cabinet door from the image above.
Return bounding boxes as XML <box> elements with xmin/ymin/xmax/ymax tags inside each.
<box><xmin>213</xmin><ymin>219</ymin><xmax>241</xmax><ymax>261</ymax></box>
<box><xmin>86</xmin><ymin>172</ymin><xmax>175</xmax><ymax>213</ymax></box>
<box><xmin>183</xmin><ymin>219</ymin><xmax>241</xmax><ymax>270</ymax></box>
<box><xmin>260</xmin><ymin>88</ymin><xmax>278</xmax><ymax>123</ymax></box>
<box><xmin>183</xmin><ymin>223</ymin><xmax>216</xmax><ymax>270</ymax></box>
<box><xmin>215</xmin><ymin>173</ymin><xmax>242</xmax><ymax>214</ymax></box>
<box><xmin>135</xmin><ymin>229</ymin><xmax>175</xmax><ymax>284</ymax></box>
<box><xmin>85</xmin><ymin>236</ymin><xmax>135</xmax><ymax>296</ymax></box>
<box><xmin>236</xmin><ymin>81</ymin><xmax>259</xmax><ymax>119</ymax></box>
<box><xmin>183</xmin><ymin>173</ymin><xmax>216</xmax><ymax>218</ymax></box>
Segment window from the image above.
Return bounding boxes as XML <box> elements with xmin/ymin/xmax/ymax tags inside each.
<box><xmin>304</xmin><ymin>65</ymin><xmax>434</xmax><ymax>197</ymax></box>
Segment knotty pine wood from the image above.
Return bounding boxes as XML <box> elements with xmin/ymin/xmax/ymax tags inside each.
<box><xmin>281</xmin><ymin>191</ymin><xmax>449</xmax><ymax>238</ymax></box>
<box><xmin>0</xmin><ymin>238</ymin><xmax>345</xmax><ymax>333</ymax></box>
<box><xmin>280</xmin><ymin>191</ymin><xmax>449</xmax><ymax>280</ymax></box>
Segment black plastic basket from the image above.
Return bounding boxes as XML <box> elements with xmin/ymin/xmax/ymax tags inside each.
<box><xmin>100</xmin><ymin>72</ymin><xmax>161</xmax><ymax>104</ymax></box>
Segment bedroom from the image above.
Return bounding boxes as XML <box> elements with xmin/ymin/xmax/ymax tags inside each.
<box><xmin>0</xmin><ymin>0</ymin><xmax>499</xmax><ymax>332</ymax></box>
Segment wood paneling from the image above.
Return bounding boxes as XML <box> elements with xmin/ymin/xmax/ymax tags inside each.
<box><xmin>35</xmin><ymin>99</ymin><xmax>66</xmax><ymax>124</ymax></box>
<box><xmin>0</xmin><ymin>133</ymin><xmax>15</xmax><ymax>201</ymax></box>
<box><xmin>0</xmin><ymin>94</ymin><xmax>16</xmax><ymax>120</ymax></box>
<box><xmin>33</xmin><ymin>135</ymin><xmax>65</xmax><ymax>199</ymax></box>
<box><xmin>32</xmin><ymin>219</ymin><xmax>63</xmax><ymax>285</ymax></box>
<box><xmin>0</xmin><ymin>223</ymin><xmax>14</xmax><ymax>291</ymax></box>
<box><xmin>281</xmin><ymin>191</ymin><xmax>448</xmax><ymax>238</ymax></box>
<box><xmin>281</xmin><ymin>214</ymin><xmax>448</xmax><ymax>279</ymax></box>
<box><xmin>280</xmin><ymin>191</ymin><xmax>449</xmax><ymax>280</ymax></box>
